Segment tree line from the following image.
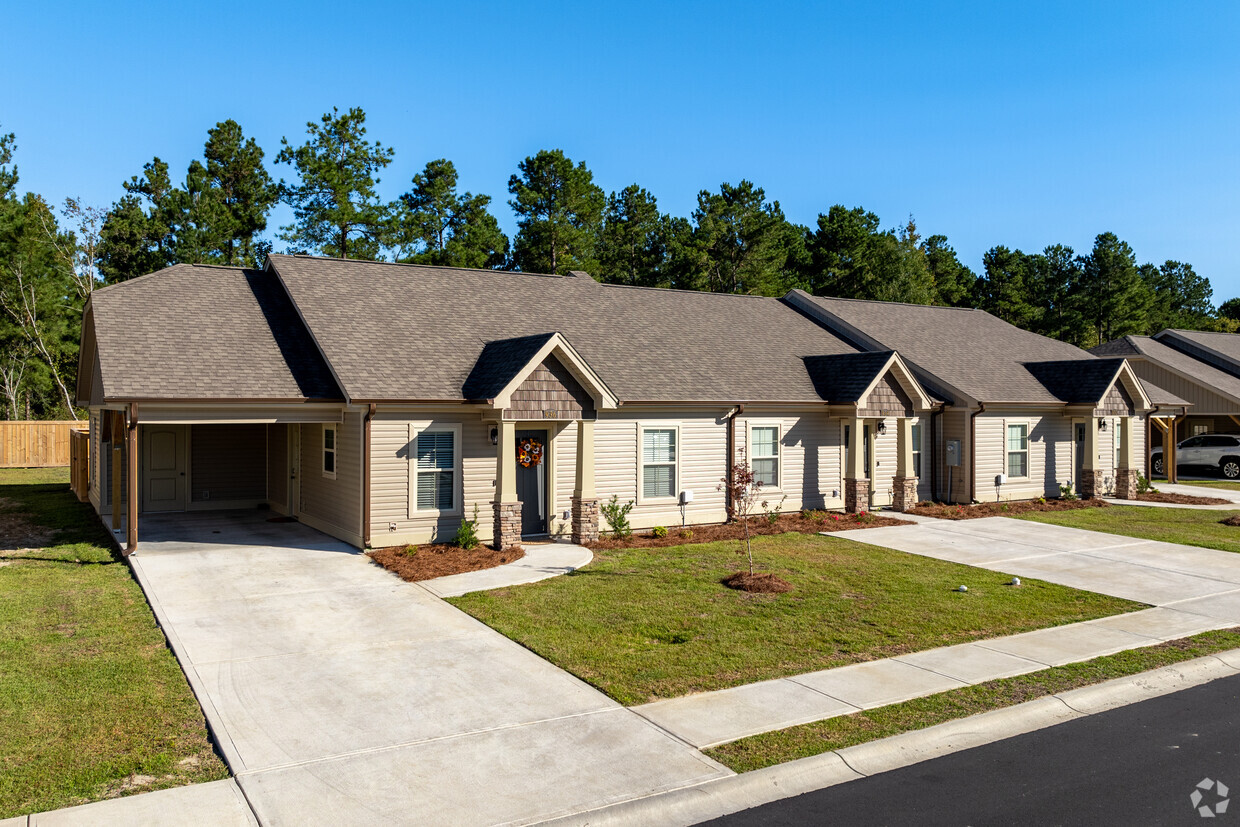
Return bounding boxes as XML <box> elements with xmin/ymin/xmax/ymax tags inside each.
<box><xmin>2</xmin><ymin>106</ymin><xmax>1236</xmax><ymax>419</ymax></box>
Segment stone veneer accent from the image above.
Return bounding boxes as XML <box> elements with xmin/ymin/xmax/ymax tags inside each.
<box><xmin>844</xmin><ymin>477</ymin><xmax>870</xmax><ymax>513</ymax></box>
<box><xmin>892</xmin><ymin>476</ymin><xmax>919</xmax><ymax>512</ymax></box>
<box><xmin>1114</xmin><ymin>469</ymin><xmax>1139</xmax><ymax>500</ymax></box>
<box><xmin>492</xmin><ymin>501</ymin><xmax>522</xmax><ymax>550</ymax></box>
<box><xmin>571</xmin><ymin>496</ymin><xmax>599</xmax><ymax>544</ymax></box>
<box><xmin>1079</xmin><ymin>470</ymin><xmax>1108</xmax><ymax>500</ymax></box>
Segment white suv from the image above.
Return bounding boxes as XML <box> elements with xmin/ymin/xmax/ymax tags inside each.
<box><xmin>1151</xmin><ymin>434</ymin><xmax>1240</xmax><ymax>479</ymax></box>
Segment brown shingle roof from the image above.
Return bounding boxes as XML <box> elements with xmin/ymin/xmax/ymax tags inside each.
<box><xmin>788</xmin><ymin>291</ymin><xmax>1104</xmax><ymax>404</ymax></box>
<box><xmin>89</xmin><ymin>264</ymin><xmax>342</xmax><ymax>401</ymax></box>
<box><xmin>266</xmin><ymin>255</ymin><xmax>864</xmax><ymax>403</ymax></box>
<box><xmin>1155</xmin><ymin>329</ymin><xmax>1240</xmax><ymax>378</ymax></box>
<box><xmin>1094</xmin><ymin>335</ymin><xmax>1240</xmax><ymax>406</ymax></box>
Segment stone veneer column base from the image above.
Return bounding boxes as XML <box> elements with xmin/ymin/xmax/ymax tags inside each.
<box><xmin>1114</xmin><ymin>469</ymin><xmax>1139</xmax><ymax>500</ymax></box>
<box><xmin>492</xmin><ymin>501</ymin><xmax>522</xmax><ymax>550</ymax></box>
<box><xmin>571</xmin><ymin>496</ymin><xmax>599</xmax><ymax>544</ymax></box>
<box><xmin>844</xmin><ymin>478</ymin><xmax>870</xmax><ymax>513</ymax></box>
<box><xmin>1079</xmin><ymin>470</ymin><xmax>1107</xmax><ymax>500</ymax></box>
<box><xmin>891</xmin><ymin>476</ymin><xmax>919</xmax><ymax>512</ymax></box>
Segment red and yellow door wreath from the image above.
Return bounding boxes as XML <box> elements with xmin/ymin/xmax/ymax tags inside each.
<box><xmin>517</xmin><ymin>437</ymin><xmax>545</xmax><ymax>467</ymax></box>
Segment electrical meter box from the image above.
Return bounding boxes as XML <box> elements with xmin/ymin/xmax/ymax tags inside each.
<box><xmin>946</xmin><ymin>439</ymin><xmax>961</xmax><ymax>467</ymax></box>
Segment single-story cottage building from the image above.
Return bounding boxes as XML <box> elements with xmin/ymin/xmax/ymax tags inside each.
<box><xmin>77</xmin><ymin>255</ymin><xmax>1160</xmax><ymax>553</ymax></box>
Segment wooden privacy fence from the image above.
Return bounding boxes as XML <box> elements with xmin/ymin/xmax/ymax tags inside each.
<box><xmin>0</xmin><ymin>421</ymin><xmax>89</xmax><ymax>468</ymax></box>
<box><xmin>70</xmin><ymin>428</ymin><xmax>90</xmax><ymax>500</ymax></box>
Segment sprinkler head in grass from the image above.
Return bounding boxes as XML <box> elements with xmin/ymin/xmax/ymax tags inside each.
<box><xmin>1009</xmin><ymin>577</ymin><xmax>1021</xmax><ymax>586</ymax></box>
<box><xmin>957</xmin><ymin>585</ymin><xmax>968</xmax><ymax>592</ymax></box>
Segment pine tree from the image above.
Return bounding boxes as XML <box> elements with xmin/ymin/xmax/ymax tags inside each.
<box><xmin>596</xmin><ymin>184</ymin><xmax>667</xmax><ymax>286</ymax></box>
<box><xmin>507</xmin><ymin>149</ymin><xmax>604</xmax><ymax>274</ymax></box>
<box><xmin>394</xmin><ymin>159</ymin><xmax>508</xmax><ymax>269</ymax></box>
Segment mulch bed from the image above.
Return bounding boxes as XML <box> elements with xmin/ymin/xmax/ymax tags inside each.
<box><xmin>721</xmin><ymin>571</ymin><xmax>794</xmax><ymax>593</ymax></box>
<box><xmin>1220</xmin><ymin>516</ymin><xmax>1240</xmax><ymax>527</ymax></box>
<box><xmin>587</xmin><ymin>510</ymin><xmax>911</xmax><ymax>550</ymax></box>
<box><xmin>368</xmin><ymin>543</ymin><xmax>524</xmax><ymax>582</ymax></box>
<box><xmin>906</xmin><ymin>498</ymin><xmax>1108</xmax><ymax>520</ymax></box>
<box><xmin>1138</xmin><ymin>492</ymin><xmax>1232</xmax><ymax>505</ymax></box>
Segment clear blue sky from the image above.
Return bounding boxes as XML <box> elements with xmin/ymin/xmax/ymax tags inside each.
<box><xmin>4</xmin><ymin>1</ymin><xmax>1239</xmax><ymax>298</ymax></box>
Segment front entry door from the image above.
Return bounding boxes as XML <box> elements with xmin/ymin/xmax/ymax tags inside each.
<box><xmin>515</xmin><ymin>429</ymin><xmax>548</xmax><ymax>536</ymax></box>
<box><xmin>142</xmin><ymin>425</ymin><xmax>187</xmax><ymax>512</ymax></box>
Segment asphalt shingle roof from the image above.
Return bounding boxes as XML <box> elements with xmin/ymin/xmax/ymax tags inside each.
<box><xmin>790</xmin><ymin>291</ymin><xmax>1109</xmax><ymax>405</ymax></box>
<box><xmin>1156</xmin><ymin>329</ymin><xmax>1240</xmax><ymax>377</ymax></box>
<box><xmin>802</xmin><ymin>351</ymin><xmax>896</xmax><ymax>403</ymax></box>
<box><xmin>461</xmin><ymin>333</ymin><xmax>557</xmax><ymax>400</ymax></box>
<box><xmin>1094</xmin><ymin>335</ymin><xmax>1240</xmax><ymax>406</ymax></box>
<box><xmin>89</xmin><ymin>264</ymin><xmax>342</xmax><ymax>401</ymax></box>
<box><xmin>266</xmin><ymin>255</ymin><xmax>864</xmax><ymax>403</ymax></box>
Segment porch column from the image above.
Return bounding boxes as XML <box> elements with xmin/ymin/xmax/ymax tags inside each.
<box><xmin>891</xmin><ymin>417</ymin><xmax>918</xmax><ymax>512</ymax></box>
<box><xmin>1115</xmin><ymin>416</ymin><xmax>1138</xmax><ymax>499</ymax></box>
<box><xmin>1080</xmin><ymin>416</ymin><xmax>1104</xmax><ymax>499</ymax></box>
<box><xmin>844</xmin><ymin>416</ymin><xmax>869</xmax><ymax>513</ymax></box>
<box><xmin>492</xmin><ymin>420</ymin><xmax>521</xmax><ymax>550</ymax></box>
<box><xmin>110</xmin><ymin>411</ymin><xmax>122</xmax><ymax>532</ymax></box>
<box><xmin>571</xmin><ymin>419</ymin><xmax>599</xmax><ymax>544</ymax></box>
<box><xmin>125</xmin><ymin>407</ymin><xmax>138</xmax><ymax>553</ymax></box>
<box><xmin>1168</xmin><ymin>416</ymin><xmax>1179</xmax><ymax>484</ymax></box>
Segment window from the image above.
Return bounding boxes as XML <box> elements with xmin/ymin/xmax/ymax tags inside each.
<box><xmin>1192</xmin><ymin>423</ymin><xmax>1209</xmax><ymax>437</ymax></box>
<box><xmin>1007</xmin><ymin>423</ymin><xmax>1029</xmax><ymax>478</ymax></box>
<box><xmin>750</xmin><ymin>425</ymin><xmax>780</xmax><ymax>488</ymax></box>
<box><xmin>911</xmin><ymin>422</ymin><xmax>922</xmax><ymax>477</ymax></box>
<box><xmin>322</xmin><ymin>425</ymin><xmax>337</xmax><ymax>479</ymax></box>
<box><xmin>415</xmin><ymin>430</ymin><xmax>455</xmax><ymax>511</ymax></box>
<box><xmin>641</xmin><ymin>427</ymin><xmax>677</xmax><ymax>499</ymax></box>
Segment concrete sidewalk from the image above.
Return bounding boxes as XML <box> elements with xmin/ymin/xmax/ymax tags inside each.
<box><xmin>122</xmin><ymin>511</ymin><xmax>727</xmax><ymax>826</ymax></box>
<box><xmin>633</xmin><ymin>517</ymin><xmax>1240</xmax><ymax>749</ymax></box>
<box><xmin>418</xmin><ymin>540</ymin><xmax>593</xmax><ymax>598</ymax></box>
<box><xmin>8</xmin><ymin>780</ymin><xmax>255</xmax><ymax>827</ymax></box>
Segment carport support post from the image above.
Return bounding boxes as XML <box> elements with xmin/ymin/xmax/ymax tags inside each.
<box><xmin>1080</xmin><ymin>416</ymin><xmax>1104</xmax><ymax>499</ymax></box>
<box><xmin>125</xmin><ymin>405</ymin><xmax>138</xmax><ymax>554</ymax></box>
<box><xmin>492</xmin><ymin>420</ymin><xmax>521</xmax><ymax>551</ymax></box>
<box><xmin>1168</xmin><ymin>416</ymin><xmax>1179</xmax><ymax>483</ymax></box>
<box><xmin>570</xmin><ymin>419</ymin><xmax>599</xmax><ymax>544</ymax></box>
<box><xmin>110</xmin><ymin>411</ymin><xmax>122</xmax><ymax>531</ymax></box>
<box><xmin>844</xmin><ymin>416</ymin><xmax>868</xmax><ymax>513</ymax></box>
<box><xmin>892</xmin><ymin>417</ymin><xmax>918</xmax><ymax>512</ymax></box>
<box><xmin>1115</xmin><ymin>416</ymin><xmax>1138</xmax><ymax>499</ymax></box>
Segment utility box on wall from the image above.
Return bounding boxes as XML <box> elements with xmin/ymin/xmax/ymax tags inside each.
<box><xmin>946</xmin><ymin>439</ymin><xmax>961</xmax><ymax>467</ymax></box>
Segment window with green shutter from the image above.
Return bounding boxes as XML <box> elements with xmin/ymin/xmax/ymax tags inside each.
<box><xmin>416</xmin><ymin>430</ymin><xmax>455</xmax><ymax>511</ymax></box>
<box><xmin>641</xmin><ymin>428</ymin><xmax>677</xmax><ymax>498</ymax></box>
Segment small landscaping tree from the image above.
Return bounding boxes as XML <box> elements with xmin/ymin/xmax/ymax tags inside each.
<box><xmin>719</xmin><ymin>460</ymin><xmax>763</xmax><ymax>575</ymax></box>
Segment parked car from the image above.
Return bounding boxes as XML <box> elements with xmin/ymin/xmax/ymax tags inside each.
<box><xmin>1151</xmin><ymin>433</ymin><xmax>1240</xmax><ymax>479</ymax></box>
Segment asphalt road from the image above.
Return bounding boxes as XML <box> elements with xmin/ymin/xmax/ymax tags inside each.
<box><xmin>701</xmin><ymin>672</ymin><xmax>1240</xmax><ymax>826</ymax></box>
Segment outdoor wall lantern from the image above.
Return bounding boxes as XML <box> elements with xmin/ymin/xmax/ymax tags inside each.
<box><xmin>489</xmin><ymin>426</ymin><xmax>499</xmax><ymax>445</ymax></box>
<box><xmin>876</xmin><ymin>421</ymin><xmax>887</xmax><ymax>435</ymax></box>
<box><xmin>1098</xmin><ymin>419</ymin><xmax>1108</xmax><ymax>432</ymax></box>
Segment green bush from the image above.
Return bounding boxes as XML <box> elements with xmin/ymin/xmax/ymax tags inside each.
<box><xmin>454</xmin><ymin>504</ymin><xmax>481</xmax><ymax>550</ymax></box>
<box><xmin>679</xmin><ymin>528</ymin><xmax>694</xmax><ymax>539</ymax></box>
<box><xmin>1137</xmin><ymin>474</ymin><xmax>1157</xmax><ymax>495</ymax></box>
<box><xmin>1058</xmin><ymin>482</ymin><xmax>1079</xmax><ymax>501</ymax></box>
<box><xmin>600</xmin><ymin>494</ymin><xmax>635</xmax><ymax>539</ymax></box>
<box><xmin>652</xmin><ymin>525</ymin><xmax>668</xmax><ymax>538</ymax></box>
<box><xmin>802</xmin><ymin>509</ymin><xmax>827</xmax><ymax>524</ymax></box>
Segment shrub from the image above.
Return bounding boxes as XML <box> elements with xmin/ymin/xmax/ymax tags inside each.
<box><xmin>454</xmin><ymin>504</ymin><xmax>480</xmax><ymax>550</ymax></box>
<box><xmin>803</xmin><ymin>509</ymin><xmax>827</xmax><ymax>524</ymax></box>
<box><xmin>761</xmin><ymin>494</ymin><xmax>788</xmax><ymax>525</ymax></box>
<box><xmin>652</xmin><ymin>525</ymin><xmax>668</xmax><ymax>538</ymax></box>
<box><xmin>600</xmin><ymin>494</ymin><xmax>635</xmax><ymax>539</ymax></box>
<box><xmin>403</xmin><ymin>544</ymin><xmax>418</xmax><ymax>557</ymax></box>
<box><xmin>1137</xmin><ymin>474</ymin><xmax>1157</xmax><ymax>495</ymax></box>
<box><xmin>1058</xmin><ymin>482</ymin><xmax>1079</xmax><ymax>501</ymax></box>
<box><xmin>679</xmin><ymin>528</ymin><xmax>694</xmax><ymax>539</ymax></box>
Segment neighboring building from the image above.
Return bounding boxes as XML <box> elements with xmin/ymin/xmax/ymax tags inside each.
<box><xmin>1094</xmin><ymin>329</ymin><xmax>1240</xmax><ymax>477</ymax></box>
<box><xmin>77</xmin><ymin>255</ymin><xmax>1156</xmax><ymax>553</ymax></box>
<box><xmin>785</xmin><ymin>292</ymin><xmax>1164</xmax><ymax>503</ymax></box>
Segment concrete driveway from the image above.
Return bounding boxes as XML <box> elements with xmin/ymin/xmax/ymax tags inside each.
<box><xmin>129</xmin><ymin>512</ymin><xmax>727</xmax><ymax>826</ymax></box>
<box><xmin>839</xmin><ymin>517</ymin><xmax>1240</xmax><ymax>622</ymax></box>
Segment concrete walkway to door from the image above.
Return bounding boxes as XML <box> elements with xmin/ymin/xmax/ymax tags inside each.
<box><xmin>128</xmin><ymin>511</ymin><xmax>728</xmax><ymax>826</ymax></box>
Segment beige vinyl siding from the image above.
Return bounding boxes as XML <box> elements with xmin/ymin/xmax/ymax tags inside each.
<box><xmin>551</xmin><ymin>419</ymin><xmax>578</xmax><ymax>537</ymax></box>
<box><xmin>299</xmin><ymin>410</ymin><xmax>364</xmax><ymax>546</ymax></box>
<box><xmin>938</xmin><ymin>408</ymin><xmax>969</xmax><ymax>503</ymax></box>
<box><xmin>735</xmin><ymin>409</ymin><xmax>842</xmax><ymax>512</ymax></box>
<box><xmin>1131</xmin><ymin>361</ymin><xmax>1240</xmax><ymax>414</ymax></box>
<box><xmin>973</xmin><ymin>410</ymin><xmax>1070</xmax><ymax>501</ymax></box>
<box><xmin>267</xmin><ymin>423</ymin><xmax>289</xmax><ymax>514</ymax></box>
<box><xmin>596</xmin><ymin>408</ymin><xmax>729</xmax><ymax>531</ymax></box>
<box><xmin>189</xmin><ymin>424</ymin><xmax>267</xmax><ymax>506</ymax></box>
<box><xmin>870</xmin><ymin>419</ymin><xmax>897</xmax><ymax>507</ymax></box>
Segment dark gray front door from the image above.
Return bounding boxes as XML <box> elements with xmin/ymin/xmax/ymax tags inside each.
<box><xmin>515</xmin><ymin>429</ymin><xmax>548</xmax><ymax>536</ymax></box>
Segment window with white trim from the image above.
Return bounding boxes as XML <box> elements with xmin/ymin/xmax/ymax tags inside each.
<box><xmin>750</xmin><ymin>425</ymin><xmax>780</xmax><ymax>488</ymax></box>
<box><xmin>415</xmin><ymin>430</ymin><xmax>456</xmax><ymax>512</ymax></box>
<box><xmin>322</xmin><ymin>425</ymin><xmax>337</xmax><ymax>479</ymax></box>
<box><xmin>911</xmin><ymin>422</ymin><xmax>922</xmax><ymax>477</ymax></box>
<box><xmin>641</xmin><ymin>427</ymin><xmax>677</xmax><ymax>499</ymax></box>
<box><xmin>1007</xmin><ymin>423</ymin><xmax>1029</xmax><ymax>478</ymax></box>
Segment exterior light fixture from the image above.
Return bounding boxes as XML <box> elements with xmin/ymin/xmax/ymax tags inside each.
<box><xmin>489</xmin><ymin>426</ymin><xmax>499</xmax><ymax>445</ymax></box>
<box><xmin>1098</xmin><ymin>419</ymin><xmax>1108</xmax><ymax>432</ymax></box>
<box><xmin>877</xmin><ymin>421</ymin><xmax>887</xmax><ymax>435</ymax></box>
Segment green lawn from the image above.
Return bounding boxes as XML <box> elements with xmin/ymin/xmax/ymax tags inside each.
<box><xmin>449</xmin><ymin>533</ymin><xmax>1142</xmax><ymax>705</ymax></box>
<box><xmin>0</xmin><ymin>468</ymin><xmax>227</xmax><ymax>818</ymax></box>
<box><xmin>1017</xmin><ymin>504</ymin><xmax>1240</xmax><ymax>554</ymax></box>
<box><xmin>707</xmin><ymin>628</ymin><xmax>1240</xmax><ymax>772</ymax></box>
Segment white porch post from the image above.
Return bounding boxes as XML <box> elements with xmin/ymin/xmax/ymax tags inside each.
<box><xmin>1080</xmin><ymin>416</ymin><xmax>1103</xmax><ymax>498</ymax></box>
<box><xmin>493</xmin><ymin>420</ymin><xmax>520</xmax><ymax>550</ymax></box>
<box><xmin>844</xmin><ymin>415</ymin><xmax>868</xmax><ymax>513</ymax></box>
<box><xmin>892</xmin><ymin>417</ymin><xmax>917</xmax><ymax>512</ymax></box>
<box><xmin>1115</xmin><ymin>416</ymin><xmax>1138</xmax><ymax>499</ymax></box>
<box><xmin>571</xmin><ymin>419</ymin><xmax>599</xmax><ymax>543</ymax></box>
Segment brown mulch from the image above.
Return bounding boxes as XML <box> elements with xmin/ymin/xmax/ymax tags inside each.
<box><xmin>368</xmin><ymin>543</ymin><xmax>525</xmax><ymax>583</ymax></box>
<box><xmin>587</xmin><ymin>510</ymin><xmax>912</xmax><ymax>550</ymax></box>
<box><xmin>721</xmin><ymin>571</ymin><xmax>794</xmax><ymax>593</ymax></box>
<box><xmin>906</xmin><ymin>498</ymin><xmax>1108</xmax><ymax>521</ymax></box>
<box><xmin>1138</xmin><ymin>492</ymin><xmax>1232</xmax><ymax>506</ymax></box>
<box><xmin>1220</xmin><ymin>516</ymin><xmax>1240</xmax><ymax>527</ymax></box>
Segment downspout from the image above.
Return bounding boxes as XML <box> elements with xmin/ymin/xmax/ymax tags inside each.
<box><xmin>929</xmin><ymin>405</ymin><xmax>942</xmax><ymax>501</ymax></box>
<box><xmin>725</xmin><ymin>404</ymin><xmax>743</xmax><ymax>519</ymax></box>
<box><xmin>363</xmin><ymin>403</ymin><xmax>376</xmax><ymax>547</ymax></box>
<box><xmin>969</xmin><ymin>403</ymin><xmax>986</xmax><ymax>504</ymax></box>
